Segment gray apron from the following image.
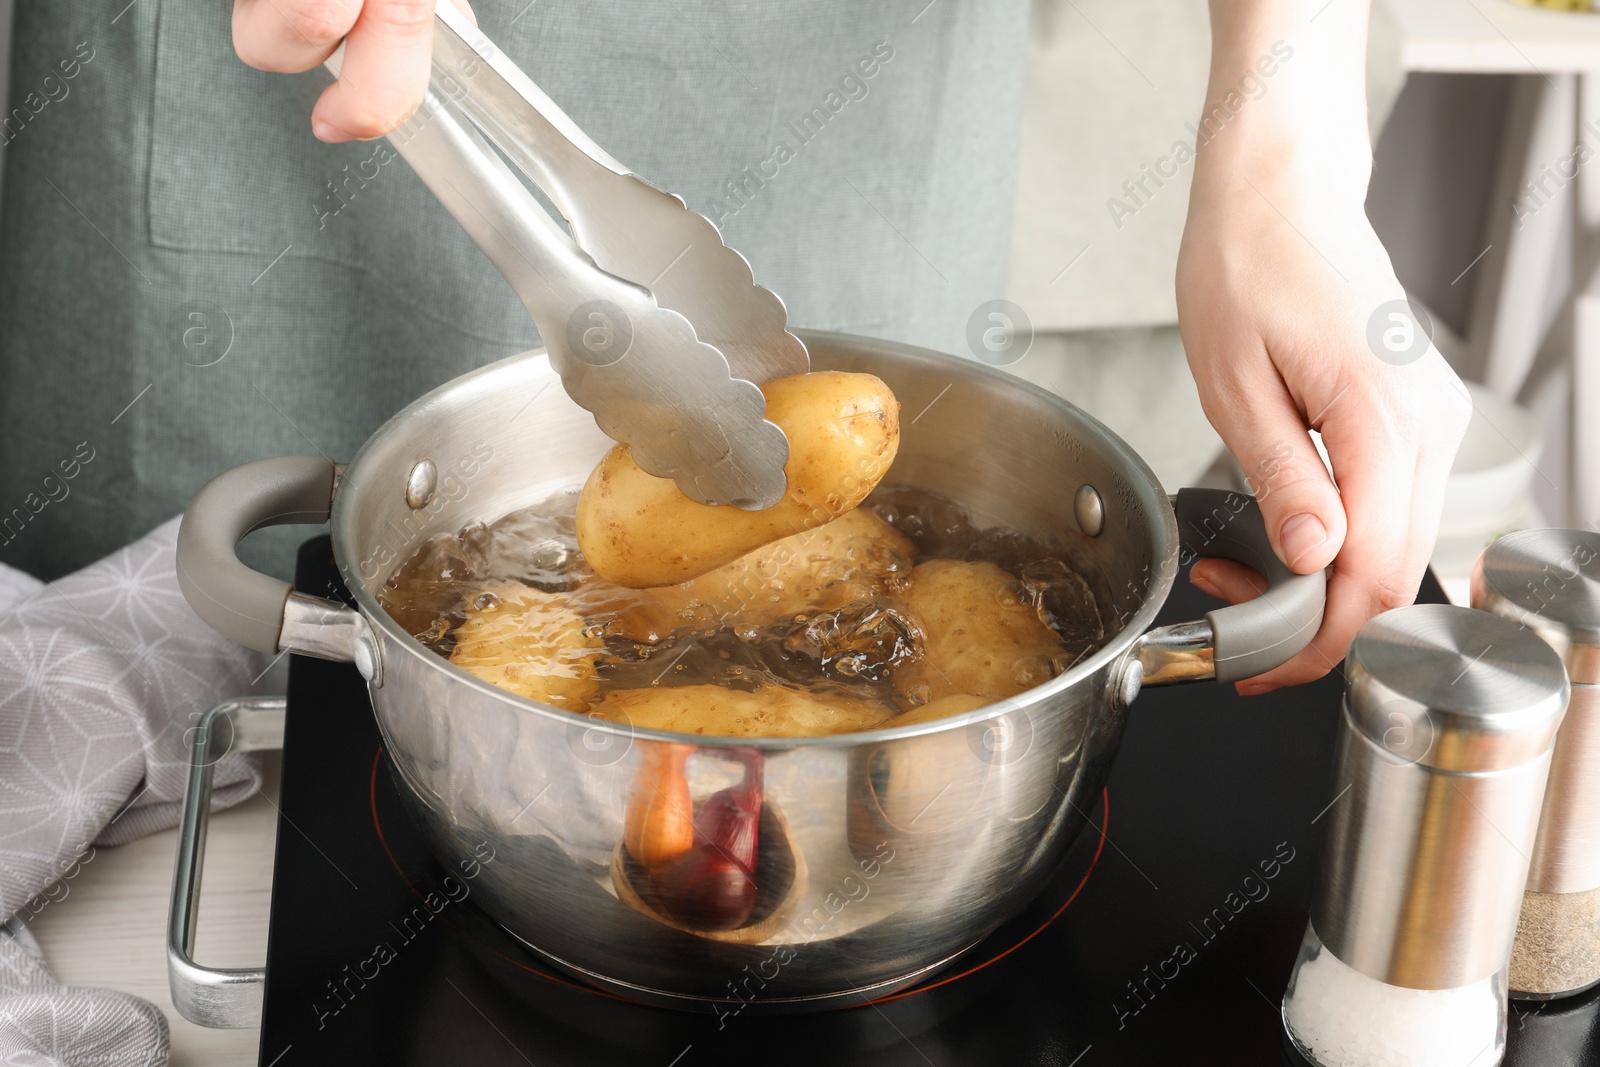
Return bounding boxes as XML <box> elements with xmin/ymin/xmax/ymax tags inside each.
<box><xmin>0</xmin><ymin>0</ymin><xmax>1027</xmax><ymax>580</ymax></box>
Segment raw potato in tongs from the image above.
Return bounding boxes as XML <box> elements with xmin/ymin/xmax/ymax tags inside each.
<box><xmin>576</xmin><ymin>371</ymin><xmax>902</xmax><ymax>587</ymax></box>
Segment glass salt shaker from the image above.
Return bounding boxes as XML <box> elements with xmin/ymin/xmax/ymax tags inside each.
<box><xmin>1281</xmin><ymin>604</ymin><xmax>1569</xmax><ymax>1067</ymax></box>
<box><xmin>1473</xmin><ymin>529</ymin><xmax>1600</xmax><ymax>1000</ymax></box>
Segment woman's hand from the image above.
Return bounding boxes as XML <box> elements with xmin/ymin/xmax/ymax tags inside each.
<box><xmin>1178</xmin><ymin>174</ymin><xmax>1470</xmax><ymax>693</ymax></box>
<box><xmin>232</xmin><ymin>0</ymin><xmax>474</xmax><ymax>143</ymax></box>
<box><xmin>1180</xmin><ymin>0</ymin><xmax>1471</xmax><ymax>693</ymax></box>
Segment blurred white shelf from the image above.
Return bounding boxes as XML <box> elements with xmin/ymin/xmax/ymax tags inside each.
<box><xmin>1431</xmin><ymin>499</ymin><xmax>1552</xmax><ymax>604</ymax></box>
<box><xmin>1394</xmin><ymin>0</ymin><xmax>1600</xmax><ymax>72</ymax></box>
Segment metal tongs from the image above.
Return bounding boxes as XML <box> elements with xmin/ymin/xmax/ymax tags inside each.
<box><xmin>325</xmin><ymin>4</ymin><xmax>806</xmax><ymax>509</ymax></box>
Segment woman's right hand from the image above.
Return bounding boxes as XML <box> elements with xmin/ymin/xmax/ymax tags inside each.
<box><xmin>232</xmin><ymin>0</ymin><xmax>474</xmax><ymax>143</ymax></box>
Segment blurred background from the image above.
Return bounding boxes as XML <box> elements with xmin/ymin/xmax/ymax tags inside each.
<box><xmin>0</xmin><ymin>0</ymin><xmax>1591</xmax><ymax>599</ymax></box>
<box><xmin>997</xmin><ymin>0</ymin><xmax>1595</xmax><ymax>602</ymax></box>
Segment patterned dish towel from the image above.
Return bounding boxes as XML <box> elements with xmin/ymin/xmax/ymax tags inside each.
<box><xmin>0</xmin><ymin>516</ymin><xmax>279</xmax><ymax>1066</ymax></box>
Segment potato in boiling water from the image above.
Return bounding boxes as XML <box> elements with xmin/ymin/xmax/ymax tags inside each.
<box><xmin>894</xmin><ymin>560</ymin><xmax>1065</xmax><ymax>705</ymax></box>
<box><xmin>592</xmin><ymin>684</ymin><xmax>891</xmax><ymax>738</ymax></box>
<box><xmin>576</xmin><ymin>371</ymin><xmax>901</xmax><ymax>588</ymax></box>
<box><xmin>890</xmin><ymin>693</ymin><xmax>990</xmax><ymax>725</ymax></box>
<box><xmin>593</xmin><ymin>507</ymin><xmax>915</xmax><ymax>644</ymax></box>
<box><xmin>448</xmin><ymin>581</ymin><xmax>602</xmax><ymax>712</ymax></box>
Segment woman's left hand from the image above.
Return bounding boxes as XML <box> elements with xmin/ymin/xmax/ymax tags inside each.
<box><xmin>1176</xmin><ymin>163</ymin><xmax>1471</xmax><ymax>694</ymax></box>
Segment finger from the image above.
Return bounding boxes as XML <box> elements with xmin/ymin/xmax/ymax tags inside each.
<box><xmin>1188</xmin><ymin>557</ymin><xmax>1304</xmax><ymax>695</ymax></box>
<box><xmin>311</xmin><ymin>0</ymin><xmax>436</xmax><ymax>142</ymax></box>
<box><xmin>1207</xmin><ymin>366</ymin><xmax>1349</xmax><ymax>575</ymax></box>
<box><xmin>233</xmin><ymin>0</ymin><xmax>361</xmax><ymax>73</ymax></box>
<box><xmin>1240</xmin><ymin>407</ymin><xmax>1429</xmax><ymax>692</ymax></box>
<box><xmin>1189</xmin><ymin>557</ymin><xmax>1265</xmax><ymax>604</ymax></box>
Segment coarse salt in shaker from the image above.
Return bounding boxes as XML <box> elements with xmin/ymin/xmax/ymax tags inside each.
<box><xmin>1281</xmin><ymin>604</ymin><xmax>1569</xmax><ymax>1067</ymax></box>
<box><xmin>1473</xmin><ymin>529</ymin><xmax>1600</xmax><ymax>1000</ymax></box>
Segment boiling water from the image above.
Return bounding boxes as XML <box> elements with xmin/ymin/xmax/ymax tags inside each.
<box><xmin>378</xmin><ymin>487</ymin><xmax>1109</xmax><ymax>716</ymax></box>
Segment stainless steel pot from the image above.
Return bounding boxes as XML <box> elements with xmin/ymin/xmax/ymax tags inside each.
<box><xmin>175</xmin><ymin>330</ymin><xmax>1324</xmax><ymax>1011</ymax></box>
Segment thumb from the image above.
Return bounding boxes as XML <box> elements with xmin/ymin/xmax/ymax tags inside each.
<box><xmin>312</xmin><ymin>0</ymin><xmax>439</xmax><ymax>142</ymax></box>
<box><xmin>1209</xmin><ymin>381</ymin><xmax>1348</xmax><ymax>574</ymax></box>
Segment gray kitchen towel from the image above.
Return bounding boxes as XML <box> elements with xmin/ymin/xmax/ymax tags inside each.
<box><xmin>0</xmin><ymin>515</ymin><xmax>277</xmax><ymax>1066</ymax></box>
<box><xmin>0</xmin><ymin>919</ymin><xmax>169</xmax><ymax>1067</ymax></box>
<box><xmin>0</xmin><ymin>568</ymin><xmax>40</xmax><ymax>613</ymax></box>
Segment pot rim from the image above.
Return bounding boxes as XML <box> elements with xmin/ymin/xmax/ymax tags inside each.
<box><xmin>333</xmin><ymin>328</ymin><xmax>1179</xmax><ymax>749</ymax></box>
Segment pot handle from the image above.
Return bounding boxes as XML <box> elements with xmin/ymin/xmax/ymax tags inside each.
<box><xmin>177</xmin><ymin>456</ymin><xmax>366</xmax><ymax>666</ymax></box>
<box><xmin>168</xmin><ymin>696</ymin><xmax>283</xmax><ymax>1028</ymax></box>
<box><xmin>1136</xmin><ymin>488</ymin><xmax>1327</xmax><ymax>687</ymax></box>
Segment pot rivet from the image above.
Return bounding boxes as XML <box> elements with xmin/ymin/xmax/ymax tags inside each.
<box><xmin>1074</xmin><ymin>484</ymin><xmax>1104</xmax><ymax>537</ymax></box>
<box><xmin>1117</xmin><ymin>658</ymin><xmax>1143</xmax><ymax>709</ymax></box>
<box><xmin>353</xmin><ymin>638</ymin><xmax>381</xmax><ymax>686</ymax></box>
<box><xmin>405</xmin><ymin>459</ymin><xmax>438</xmax><ymax>510</ymax></box>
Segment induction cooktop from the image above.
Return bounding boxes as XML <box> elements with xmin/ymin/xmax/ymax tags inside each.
<box><xmin>248</xmin><ymin>537</ymin><xmax>1599</xmax><ymax>1066</ymax></box>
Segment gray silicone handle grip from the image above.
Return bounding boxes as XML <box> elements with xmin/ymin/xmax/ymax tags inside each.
<box><xmin>1174</xmin><ymin>488</ymin><xmax>1327</xmax><ymax>684</ymax></box>
<box><xmin>176</xmin><ymin>457</ymin><xmax>337</xmax><ymax>655</ymax></box>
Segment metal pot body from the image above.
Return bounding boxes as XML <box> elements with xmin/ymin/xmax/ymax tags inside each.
<box><xmin>372</xmin><ymin>626</ymin><xmax>1124</xmax><ymax>1004</ymax></box>
<box><xmin>177</xmin><ymin>330</ymin><xmax>1324</xmax><ymax>1008</ymax></box>
<box><xmin>338</xmin><ymin>332</ymin><xmax>1159</xmax><ymax>1006</ymax></box>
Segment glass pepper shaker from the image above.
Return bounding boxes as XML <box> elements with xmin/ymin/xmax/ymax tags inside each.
<box><xmin>1281</xmin><ymin>604</ymin><xmax>1569</xmax><ymax>1067</ymax></box>
<box><xmin>1473</xmin><ymin>529</ymin><xmax>1600</xmax><ymax>1000</ymax></box>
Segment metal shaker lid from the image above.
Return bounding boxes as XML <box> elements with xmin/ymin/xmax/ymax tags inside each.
<box><xmin>1472</xmin><ymin>530</ymin><xmax>1600</xmax><ymax>685</ymax></box>
<box><xmin>1347</xmin><ymin>604</ymin><xmax>1569</xmax><ymax>773</ymax></box>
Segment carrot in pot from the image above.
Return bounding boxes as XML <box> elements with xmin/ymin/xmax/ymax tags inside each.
<box><xmin>624</xmin><ymin>743</ymin><xmax>695</xmax><ymax>869</ymax></box>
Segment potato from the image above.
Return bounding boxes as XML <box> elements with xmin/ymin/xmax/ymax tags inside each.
<box><xmin>448</xmin><ymin>581</ymin><xmax>602</xmax><ymax>712</ymax></box>
<box><xmin>591</xmin><ymin>683</ymin><xmax>892</xmax><ymax>738</ymax></box>
<box><xmin>856</xmin><ymin>693</ymin><xmax>991</xmax><ymax>834</ymax></box>
<box><xmin>590</xmin><ymin>508</ymin><xmax>916</xmax><ymax>643</ymax></box>
<box><xmin>893</xmin><ymin>560</ymin><xmax>1065</xmax><ymax>704</ymax></box>
<box><xmin>889</xmin><ymin>693</ymin><xmax>990</xmax><ymax>726</ymax></box>
<box><xmin>576</xmin><ymin>371</ymin><xmax>901</xmax><ymax>588</ymax></box>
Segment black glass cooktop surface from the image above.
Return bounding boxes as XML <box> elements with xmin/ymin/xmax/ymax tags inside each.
<box><xmin>254</xmin><ymin>537</ymin><xmax>1600</xmax><ymax>1066</ymax></box>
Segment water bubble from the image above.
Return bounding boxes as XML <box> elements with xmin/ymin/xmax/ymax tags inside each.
<box><xmin>996</xmin><ymin>581</ymin><xmax>1029</xmax><ymax>610</ymax></box>
<box><xmin>1012</xmin><ymin>653</ymin><xmax>1055</xmax><ymax>689</ymax></box>
<box><xmin>784</xmin><ymin>601</ymin><xmax>920</xmax><ymax>684</ymax></box>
